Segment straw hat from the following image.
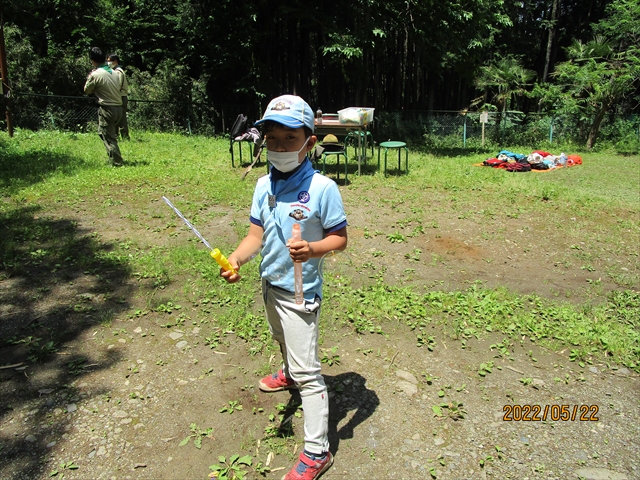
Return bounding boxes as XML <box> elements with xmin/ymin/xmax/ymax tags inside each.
<box><xmin>323</xmin><ymin>134</ymin><xmax>339</xmax><ymax>143</ymax></box>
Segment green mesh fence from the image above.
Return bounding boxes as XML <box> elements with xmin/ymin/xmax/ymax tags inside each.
<box><xmin>7</xmin><ymin>93</ymin><xmax>231</xmax><ymax>136</ymax></box>
<box><xmin>4</xmin><ymin>93</ymin><xmax>639</xmax><ymax>149</ymax></box>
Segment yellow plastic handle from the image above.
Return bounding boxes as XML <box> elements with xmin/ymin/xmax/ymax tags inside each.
<box><xmin>211</xmin><ymin>248</ymin><xmax>236</xmax><ymax>273</ymax></box>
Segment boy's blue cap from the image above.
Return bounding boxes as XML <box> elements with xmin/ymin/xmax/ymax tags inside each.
<box><xmin>255</xmin><ymin>95</ymin><xmax>315</xmax><ymax>132</ymax></box>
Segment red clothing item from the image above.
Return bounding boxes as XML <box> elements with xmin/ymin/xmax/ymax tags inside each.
<box><xmin>532</xmin><ymin>150</ymin><xmax>552</xmax><ymax>157</ymax></box>
<box><xmin>567</xmin><ymin>154</ymin><xmax>583</xmax><ymax>166</ymax></box>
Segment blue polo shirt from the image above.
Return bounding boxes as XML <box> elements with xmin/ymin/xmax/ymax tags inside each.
<box><xmin>250</xmin><ymin>158</ymin><xmax>347</xmax><ymax>300</ymax></box>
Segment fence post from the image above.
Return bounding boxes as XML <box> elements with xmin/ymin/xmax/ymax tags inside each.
<box><xmin>0</xmin><ymin>20</ymin><xmax>14</xmax><ymax>136</ymax></box>
<box><xmin>48</xmin><ymin>92</ymin><xmax>56</xmax><ymax>128</ymax></box>
<box><xmin>463</xmin><ymin>115</ymin><xmax>467</xmax><ymax>149</ymax></box>
<box><xmin>186</xmin><ymin>93</ymin><xmax>192</xmax><ymax>135</ymax></box>
<box><xmin>480</xmin><ymin>111</ymin><xmax>488</xmax><ymax>147</ymax></box>
<box><xmin>549</xmin><ymin>118</ymin><xmax>553</xmax><ymax>143</ymax></box>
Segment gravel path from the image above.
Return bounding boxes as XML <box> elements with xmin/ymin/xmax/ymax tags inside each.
<box><xmin>2</xmin><ymin>320</ymin><xmax>638</xmax><ymax>480</ymax></box>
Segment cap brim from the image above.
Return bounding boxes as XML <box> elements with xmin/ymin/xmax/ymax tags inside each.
<box><xmin>254</xmin><ymin>114</ymin><xmax>306</xmax><ymax>130</ymax></box>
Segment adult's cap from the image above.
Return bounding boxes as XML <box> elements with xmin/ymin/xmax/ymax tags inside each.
<box><xmin>323</xmin><ymin>134</ymin><xmax>339</xmax><ymax>143</ymax></box>
<box><xmin>255</xmin><ymin>95</ymin><xmax>315</xmax><ymax>132</ymax></box>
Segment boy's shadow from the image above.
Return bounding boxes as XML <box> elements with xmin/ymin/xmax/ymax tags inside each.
<box><xmin>280</xmin><ymin>372</ymin><xmax>379</xmax><ymax>455</ymax></box>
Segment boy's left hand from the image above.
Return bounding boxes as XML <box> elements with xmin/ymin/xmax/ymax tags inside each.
<box><xmin>287</xmin><ymin>238</ymin><xmax>312</xmax><ymax>263</ymax></box>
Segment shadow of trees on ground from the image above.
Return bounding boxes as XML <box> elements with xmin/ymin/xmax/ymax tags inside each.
<box><xmin>0</xmin><ymin>202</ymin><xmax>133</xmax><ymax>478</ymax></box>
<box><xmin>0</xmin><ymin>134</ymin><xmax>96</xmax><ymax>195</ymax></box>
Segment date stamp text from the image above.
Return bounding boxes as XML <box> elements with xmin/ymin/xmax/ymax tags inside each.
<box><xmin>503</xmin><ymin>405</ymin><xmax>599</xmax><ymax>422</ymax></box>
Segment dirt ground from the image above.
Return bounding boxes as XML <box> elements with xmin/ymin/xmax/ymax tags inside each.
<box><xmin>1</xmin><ymin>180</ymin><xmax>639</xmax><ymax>480</ymax></box>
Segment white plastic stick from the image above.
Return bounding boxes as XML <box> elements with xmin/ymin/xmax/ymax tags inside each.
<box><xmin>162</xmin><ymin>196</ymin><xmax>212</xmax><ymax>250</ymax></box>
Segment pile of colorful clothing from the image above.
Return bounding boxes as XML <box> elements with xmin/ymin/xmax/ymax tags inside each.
<box><xmin>481</xmin><ymin>150</ymin><xmax>583</xmax><ymax>172</ymax></box>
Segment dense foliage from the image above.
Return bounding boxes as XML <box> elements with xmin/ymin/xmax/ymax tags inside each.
<box><xmin>1</xmin><ymin>0</ymin><xmax>639</xmax><ymax>147</ymax></box>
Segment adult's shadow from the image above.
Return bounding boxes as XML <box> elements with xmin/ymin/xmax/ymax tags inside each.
<box><xmin>280</xmin><ymin>371</ymin><xmax>379</xmax><ymax>455</ymax></box>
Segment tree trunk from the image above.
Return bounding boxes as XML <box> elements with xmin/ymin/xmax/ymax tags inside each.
<box><xmin>427</xmin><ymin>79</ymin><xmax>434</xmax><ymax>112</ymax></box>
<box><xmin>393</xmin><ymin>31</ymin><xmax>403</xmax><ymax>108</ymax></box>
<box><xmin>288</xmin><ymin>20</ymin><xmax>298</xmax><ymax>95</ymax></box>
<box><xmin>299</xmin><ymin>26</ymin><xmax>310</xmax><ymax>101</ymax></box>
<box><xmin>542</xmin><ymin>0</ymin><xmax>559</xmax><ymax>83</ymax></box>
<box><xmin>587</xmin><ymin>104</ymin><xmax>609</xmax><ymax>149</ymax></box>
<box><xmin>404</xmin><ymin>27</ymin><xmax>413</xmax><ymax>109</ymax></box>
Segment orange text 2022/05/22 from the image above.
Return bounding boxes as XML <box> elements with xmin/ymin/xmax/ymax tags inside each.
<box><xmin>502</xmin><ymin>404</ymin><xmax>599</xmax><ymax>422</ymax></box>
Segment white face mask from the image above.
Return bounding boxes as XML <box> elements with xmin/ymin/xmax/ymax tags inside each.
<box><xmin>267</xmin><ymin>137</ymin><xmax>310</xmax><ymax>172</ymax></box>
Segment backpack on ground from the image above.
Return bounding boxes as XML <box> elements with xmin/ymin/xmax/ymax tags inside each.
<box><xmin>531</xmin><ymin>162</ymin><xmax>550</xmax><ymax>170</ymax></box>
<box><xmin>483</xmin><ymin>158</ymin><xmax>506</xmax><ymax>167</ymax></box>
<box><xmin>505</xmin><ymin>162</ymin><xmax>531</xmax><ymax>172</ymax></box>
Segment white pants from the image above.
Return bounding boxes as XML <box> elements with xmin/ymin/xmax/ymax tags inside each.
<box><xmin>262</xmin><ymin>279</ymin><xmax>329</xmax><ymax>454</ymax></box>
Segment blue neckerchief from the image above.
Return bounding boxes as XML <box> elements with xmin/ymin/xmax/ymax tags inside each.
<box><xmin>99</xmin><ymin>64</ymin><xmax>113</xmax><ymax>73</ymax></box>
<box><xmin>268</xmin><ymin>158</ymin><xmax>316</xmax><ymax>231</ymax></box>
<box><xmin>269</xmin><ymin>157</ymin><xmax>315</xmax><ymax>199</ymax></box>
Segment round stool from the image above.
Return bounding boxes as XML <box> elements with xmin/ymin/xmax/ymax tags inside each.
<box><xmin>378</xmin><ymin>141</ymin><xmax>409</xmax><ymax>176</ymax></box>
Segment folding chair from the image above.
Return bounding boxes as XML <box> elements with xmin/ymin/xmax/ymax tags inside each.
<box><xmin>229</xmin><ymin>113</ymin><xmax>249</xmax><ymax>167</ymax></box>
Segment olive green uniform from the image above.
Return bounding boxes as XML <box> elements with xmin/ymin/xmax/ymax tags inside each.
<box><xmin>114</xmin><ymin>66</ymin><xmax>130</xmax><ymax>140</ymax></box>
<box><xmin>84</xmin><ymin>65</ymin><xmax>124</xmax><ymax>166</ymax></box>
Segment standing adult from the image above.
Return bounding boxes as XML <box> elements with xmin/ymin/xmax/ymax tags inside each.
<box><xmin>84</xmin><ymin>47</ymin><xmax>124</xmax><ymax>167</ymax></box>
<box><xmin>108</xmin><ymin>54</ymin><xmax>130</xmax><ymax>140</ymax></box>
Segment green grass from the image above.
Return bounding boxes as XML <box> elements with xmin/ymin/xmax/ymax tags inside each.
<box><xmin>1</xmin><ymin>129</ymin><xmax>639</xmax><ymax>371</ymax></box>
<box><xmin>330</xmin><ymin>280</ymin><xmax>640</xmax><ymax>370</ymax></box>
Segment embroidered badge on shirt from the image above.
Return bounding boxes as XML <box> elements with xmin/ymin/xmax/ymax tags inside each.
<box><xmin>268</xmin><ymin>195</ymin><xmax>276</xmax><ymax>208</ymax></box>
<box><xmin>289</xmin><ymin>209</ymin><xmax>307</xmax><ymax>221</ymax></box>
<box><xmin>298</xmin><ymin>191</ymin><xmax>310</xmax><ymax>203</ymax></box>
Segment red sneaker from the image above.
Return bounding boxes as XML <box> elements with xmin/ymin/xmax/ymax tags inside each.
<box><xmin>258</xmin><ymin>369</ymin><xmax>297</xmax><ymax>392</ymax></box>
<box><xmin>281</xmin><ymin>451</ymin><xmax>333</xmax><ymax>480</ymax></box>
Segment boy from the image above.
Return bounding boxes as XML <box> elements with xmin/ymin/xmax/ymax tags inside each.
<box><xmin>222</xmin><ymin>95</ymin><xmax>347</xmax><ymax>480</ymax></box>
